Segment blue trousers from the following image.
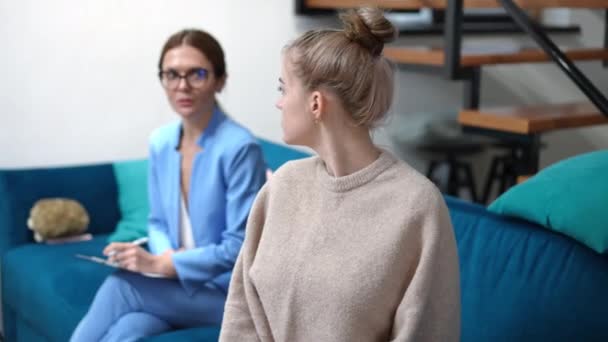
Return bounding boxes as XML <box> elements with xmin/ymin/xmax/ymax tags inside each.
<box><xmin>70</xmin><ymin>271</ymin><xmax>226</xmax><ymax>342</ymax></box>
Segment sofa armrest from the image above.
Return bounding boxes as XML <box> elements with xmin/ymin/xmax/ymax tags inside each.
<box><xmin>0</xmin><ymin>163</ymin><xmax>121</xmax><ymax>256</ymax></box>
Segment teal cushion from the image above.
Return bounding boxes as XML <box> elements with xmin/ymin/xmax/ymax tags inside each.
<box><xmin>258</xmin><ymin>138</ymin><xmax>310</xmax><ymax>171</ymax></box>
<box><xmin>489</xmin><ymin>150</ymin><xmax>608</xmax><ymax>254</ymax></box>
<box><xmin>17</xmin><ymin>319</ymin><xmax>48</xmax><ymax>342</ymax></box>
<box><xmin>109</xmin><ymin>160</ymin><xmax>150</xmax><ymax>242</ymax></box>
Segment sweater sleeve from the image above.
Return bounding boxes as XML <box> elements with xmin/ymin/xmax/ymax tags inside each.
<box><xmin>390</xmin><ymin>193</ymin><xmax>461</xmax><ymax>342</ymax></box>
<box><xmin>220</xmin><ymin>184</ymin><xmax>272</xmax><ymax>342</ymax></box>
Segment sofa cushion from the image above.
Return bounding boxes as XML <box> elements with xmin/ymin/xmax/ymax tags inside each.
<box><xmin>16</xmin><ymin>319</ymin><xmax>47</xmax><ymax>342</ymax></box>
<box><xmin>2</xmin><ymin>235</ymin><xmax>113</xmax><ymax>342</ymax></box>
<box><xmin>109</xmin><ymin>159</ymin><xmax>150</xmax><ymax>242</ymax></box>
<box><xmin>258</xmin><ymin>138</ymin><xmax>310</xmax><ymax>171</ymax></box>
<box><xmin>446</xmin><ymin>196</ymin><xmax>608</xmax><ymax>341</ymax></box>
<box><xmin>489</xmin><ymin>150</ymin><xmax>608</xmax><ymax>254</ymax></box>
<box><xmin>0</xmin><ymin>164</ymin><xmax>121</xmax><ymax>255</ymax></box>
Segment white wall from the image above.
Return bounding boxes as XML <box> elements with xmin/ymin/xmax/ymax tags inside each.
<box><xmin>0</xmin><ymin>0</ymin><xmax>302</xmax><ymax>167</ymax></box>
<box><xmin>0</xmin><ymin>1</ymin><xmax>606</xmax><ymax>171</ymax></box>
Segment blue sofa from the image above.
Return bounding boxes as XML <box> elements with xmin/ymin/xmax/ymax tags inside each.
<box><xmin>2</xmin><ymin>139</ymin><xmax>608</xmax><ymax>341</ymax></box>
<box><xmin>448</xmin><ymin>196</ymin><xmax>608</xmax><ymax>341</ymax></box>
<box><xmin>0</xmin><ymin>139</ymin><xmax>309</xmax><ymax>342</ymax></box>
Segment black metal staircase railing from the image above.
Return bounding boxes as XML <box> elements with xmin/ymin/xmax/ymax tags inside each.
<box><xmin>499</xmin><ymin>0</ymin><xmax>608</xmax><ymax>117</ymax></box>
<box><xmin>294</xmin><ymin>1</ymin><xmax>608</xmax><ymax>117</ymax></box>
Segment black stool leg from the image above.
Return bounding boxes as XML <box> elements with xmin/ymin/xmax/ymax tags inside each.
<box><xmin>498</xmin><ymin>157</ymin><xmax>512</xmax><ymax>195</ymax></box>
<box><xmin>505</xmin><ymin>159</ymin><xmax>518</xmax><ymax>191</ymax></box>
<box><xmin>447</xmin><ymin>157</ymin><xmax>459</xmax><ymax>197</ymax></box>
<box><xmin>482</xmin><ymin>157</ymin><xmax>499</xmax><ymax>204</ymax></box>
<box><xmin>463</xmin><ymin>163</ymin><xmax>478</xmax><ymax>203</ymax></box>
<box><xmin>426</xmin><ymin>160</ymin><xmax>438</xmax><ymax>182</ymax></box>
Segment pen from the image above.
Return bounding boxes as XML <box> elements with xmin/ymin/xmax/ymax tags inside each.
<box><xmin>76</xmin><ymin>254</ymin><xmax>119</xmax><ymax>267</ymax></box>
<box><xmin>130</xmin><ymin>237</ymin><xmax>149</xmax><ymax>246</ymax></box>
<box><xmin>108</xmin><ymin>237</ymin><xmax>149</xmax><ymax>256</ymax></box>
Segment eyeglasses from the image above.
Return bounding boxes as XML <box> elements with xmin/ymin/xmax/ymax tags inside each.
<box><xmin>158</xmin><ymin>68</ymin><xmax>209</xmax><ymax>89</ymax></box>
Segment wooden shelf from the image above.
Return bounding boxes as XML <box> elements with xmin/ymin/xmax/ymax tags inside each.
<box><xmin>394</xmin><ymin>22</ymin><xmax>580</xmax><ymax>35</ymax></box>
<box><xmin>305</xmin><ymin>0</ymin><xmax>608</xmax><ymax>9</ymax></box>
<box><xmin>517</xmin><ymin>175</ymin><xmax>532</xmax><ymax>183</ymax></box>
<box><xmin>383</xmin><ymin>45</ymin><xmax>608</xmax><ymax>66</ymax></box>
<box><xmin>458</xmin><ymin>102</ymin><xmax>608</xmax><ymax>134</ymax></box>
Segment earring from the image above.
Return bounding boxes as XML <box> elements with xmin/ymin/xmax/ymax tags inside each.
<box><xmin>314</xmin><ymin>118</ymin><xmax>320</xmax><ymax>124</ymax></box>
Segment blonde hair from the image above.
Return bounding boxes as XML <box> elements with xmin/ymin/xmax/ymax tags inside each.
<box><xmin>285</xmin><ymin>7</ymin><xmax>397</xmax><ymax>127</ymax></box>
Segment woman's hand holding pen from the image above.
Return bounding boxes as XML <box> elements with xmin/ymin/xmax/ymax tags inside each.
<box><xmin>103</xmin><ymin>242</ymin><xmax>178</xmax><ymax>277</ymax></box>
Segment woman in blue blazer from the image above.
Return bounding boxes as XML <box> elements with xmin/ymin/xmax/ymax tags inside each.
<box><xmin>71</xmin><ymin>29</ymin><xmax>266</xmax><ymax>341</ymax></box>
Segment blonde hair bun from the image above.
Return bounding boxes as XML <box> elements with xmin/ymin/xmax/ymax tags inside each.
<box><xmin>341</xmin><ymin>7</ymin><xmax>397</xmax><ymax>56</ymax></box>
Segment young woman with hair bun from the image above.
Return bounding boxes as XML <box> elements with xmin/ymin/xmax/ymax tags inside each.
<box><xmin>220</xmin><ymin>7</ymin><xmax>460</xmax><ymax>342</ymax></box>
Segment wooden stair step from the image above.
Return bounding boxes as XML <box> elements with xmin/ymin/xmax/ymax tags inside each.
<box><xmin>383</xmin><ymin>45</ymin><xmax>608</xmax><ymax>66</ymax></box>
<box><xmin>305</xmin><ymin>0</ymin><xmax>608</xmax><ymax>10</ymax></box>
<box><xmin>458</xmin><ymin>102</ymin><xmax>608</xmax><ymax>134</ymax></box>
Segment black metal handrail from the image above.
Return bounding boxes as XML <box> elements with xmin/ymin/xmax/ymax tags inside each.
<box><xmin>498</xmin><ymin>0</ymin><xmax>608</xmax><ymax>117</ymax></box>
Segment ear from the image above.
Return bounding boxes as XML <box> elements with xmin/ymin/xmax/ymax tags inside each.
<box><xmin>309</xmin><ymin>90</ymin><xmax>324</xmax><ymax>122</ymax></box>
<box><xmin>215</xmin><ymin>74</ymin><xmax>227</xmax><ymax>93</ymax></box>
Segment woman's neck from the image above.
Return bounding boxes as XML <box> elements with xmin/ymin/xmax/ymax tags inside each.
<box><xmin>180</xmin><ymin>104</ymin><xmax>214</xmax><ymax>147</ymax></box>
<box><xmin>314</xmin><ymin>124</ymin><xmax>380</xmax><ymax>178</ymax></box>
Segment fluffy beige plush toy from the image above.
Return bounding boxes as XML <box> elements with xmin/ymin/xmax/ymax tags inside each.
<box><xmin>27</xmin><ymin>198</ymin><xmax>90</xmax><ymax>242</ymax></box>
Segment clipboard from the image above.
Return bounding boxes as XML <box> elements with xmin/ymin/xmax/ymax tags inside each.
<box><xmin>75</xmin><ymin>254</ymin><xmax>167</xmax><ymax>278</ymax></box>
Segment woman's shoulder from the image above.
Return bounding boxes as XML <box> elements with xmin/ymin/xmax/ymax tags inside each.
<box><xmin>149</xmin><ymin>121</ymin><xmax>180</xmax><ymax>152</ymax></box>
<box><xmin>261</xmin><ymin>156</ymin><xmax>319</xmax><ymax>195</ymax></box>
<box><xmin>371</xmin><ymin>154</ymin><xmax>452</xmax><ymax>246</ymax></box>
<box><xmin>215</xmin><ymin>115</ymin><xmax>258</xmax><ymax>145</ymax></box>
<box><xmin>271</xmin><ymin>156</ymin><xmax>319</xmax><ymax>180</ymax></box>
<box><xmin>204</xmin><ymin>117</ymin><xmax>261</xmax><ymax>162</ymax></box>
<box><xmin>379</xmin><ymin>151</ymin><xmax>446</xmax><ymax>211</ymax></box>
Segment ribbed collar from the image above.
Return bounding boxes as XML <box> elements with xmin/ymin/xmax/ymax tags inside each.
<box><xmin>316</xmin><ymin>150</ymin><xmax>396</xmax><ymax>193</ymax></box>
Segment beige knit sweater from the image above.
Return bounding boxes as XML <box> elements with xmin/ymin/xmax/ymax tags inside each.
<box><xmin>220</xmin><ymin>151</ymin><xmax>460</xmax><ymax>342</ymax></box>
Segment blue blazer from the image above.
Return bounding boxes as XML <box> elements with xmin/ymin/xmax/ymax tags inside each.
<box><xmin>147</xmin><ymin>107</ymin><xmax>266</xmax><ymax>296</ymax></box>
